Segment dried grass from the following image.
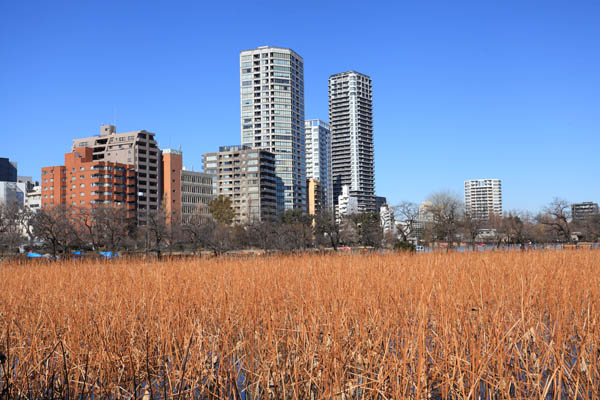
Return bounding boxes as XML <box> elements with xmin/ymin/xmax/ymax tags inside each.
<box><xmin>0</xmin><ymin>250</ymin><xmax>599</xmax><ymax>399</ymax></box>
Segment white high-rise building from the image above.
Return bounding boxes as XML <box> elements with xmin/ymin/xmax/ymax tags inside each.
<box><xmin>329</xmin><ymin>71</ymin><xmax>375</xmax><ymax>212</ymax></box>
<box><xmin>304</xmin><ymin>119</ymin><xmax>332</xmax><ymax>211</ymax></box>
<box><xmin>464</xmin><ymin>179</ymin><xmax>502</xmax><ymax>220</ymax></box>
<box><xmin>240</xmin><ymin>46</ymin><xmax>306</xmax><ymax>212</ymax></box>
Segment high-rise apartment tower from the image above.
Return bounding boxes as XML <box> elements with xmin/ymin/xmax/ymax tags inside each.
<box><xmin>240</xmin><ymin>46</ymin><xmax>306</xmax><ymax>212</ymax></box>
<box><xmin>305</xmin><ymin>119</ymin><xmax>332</xmax><ymax>211</ymax></box>
<box><xmin>329</xmin><ymin>71</ymin><xmax>375</xmax><ymax>212</ymax></box>
<box><xmin>464</xmin><ymin>179</ymin><xmax>503</xmax><ymax>220</ymax></box>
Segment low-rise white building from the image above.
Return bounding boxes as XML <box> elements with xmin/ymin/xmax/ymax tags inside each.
<box><xmin>336</xmin><ymin>185</ymin><xmax>358</xmax><ymax>221</ymax></box>
<box><xmin>25</xmin><ymin>185</ymin><xmax>42</xmax><ymax>211</ymax></box>
<box><xmin>380</xmin><ymin>204</ymin><xmax>396</xmax><ymax>233</ymax></box>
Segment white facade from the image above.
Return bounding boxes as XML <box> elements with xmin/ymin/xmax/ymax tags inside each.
<box><xmin>335</xmin><ymin>184</ymin><xmax>358</xmax><ymax>220</ymax></box>
<box><xmin>240</xmin><ymin>46</ymin><xmax>306</xmax><ymax>213</ymax></box>
<box><xmin>380</xmin><ymin>204</ymin><xmax>396</xmax><ymax>234</ymax></box>
<box><xmin>464</xmin><ymin>179</ymin><xmax>502</xmax><ymax>220</ymax></box>
<box><xmin>25</xmin><ymin>185</ymin><xmax>42</xmax><ymax>211</ymax></box>
<box><xmin>304</xmin><ymin>119</ymin><xmax>332</xmax><ymax>211</ymax></box>
<box><xmin>329</xmin><ymin>71</ymin><xmax>375</xmax><ymax>212</ymax></box>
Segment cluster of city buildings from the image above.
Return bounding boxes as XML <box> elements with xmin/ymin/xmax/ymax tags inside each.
<box><xmin>2</xmin><ymin>46</ymin><xmax>598</xmax><ymax>235</ymax></box>
<box><xmin>0</xmin><ymin>157</ymin><xmax>41</xmax><ymax>211</ymax></box>
<box><xmin>1</xmin><ymin>46</ymin><xmax>382</xmax><ymax>226</ymax></box>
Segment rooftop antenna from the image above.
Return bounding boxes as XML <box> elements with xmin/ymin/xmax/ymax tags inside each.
<box><xmin>113</xmin><ymin>107</ymin><xmax>117</xmax><ymax>127</ymax></box>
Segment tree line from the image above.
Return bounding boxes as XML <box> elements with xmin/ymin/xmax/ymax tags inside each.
<box><xmin>395</xmin><ymin>193</ymin><xmax>600</xmax><ymax>250</ymax></box>
<box><xmin>0</xmin><ymin>193</ymin><xmax>598</xmax><ymax>258</ymax></box>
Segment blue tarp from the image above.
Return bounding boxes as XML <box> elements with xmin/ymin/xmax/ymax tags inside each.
<box><xmin>27</xmin><ymin>252</ymin><xmax>44</xmax><ymax>258</ymax></box>
<box><xmin>99</xmin><ymin>251</ymin><xmax>118</xmax><ymax>258</ymax></box>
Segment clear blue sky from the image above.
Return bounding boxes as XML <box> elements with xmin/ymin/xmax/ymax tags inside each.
<box><xmin>1</xmin><ymin>0</ymin><xmax>598</xmax><ymax>212</ymax></box>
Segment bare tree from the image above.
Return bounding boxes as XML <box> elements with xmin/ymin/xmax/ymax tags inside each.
<box><xmin>427</xmin><ymin>191</ymin><xmax>464</xmax><ymax>251</ymax></box>
<box><xmin>487</xmin><ymin>213</ymin><xmax>507</xmax><ymax>248</ymax></box>
<box><xmin>572</xmin><ymin>213</ymin><xmax>600</xmax><ymax>243</ymax></box>
<box><xmin>184</xmin><ymin>213</ymin><xmax>233</xmax><ymax>255</ymax></box>
<box><xmin>183</xmin><ymin>212</ymin><xmax>210</xmax><ymax>254</ymax></box>
<box><xmin>140</xmin><ymin>210</ymin><xmax>168</xmax><ymax>259</ymax></box>
<box><xmin>94</xmin><ymin>205</ymin><xmax>136</xmax><ymax>253</ymax></box>
<box><xmin>461</xmin><ymin>212</ymin><xmax>485</xmax><ymax>250</ymax></box>
<box><xmin>536</xmin><ymin>198</ymin><xmax>572</xmax><ymax>243</ymax></box>
<box><xmin>392</xmin><ymin>201</ymin><xmax>420</xmax><ymax>242</ymax></box>
<box><xmin>279</xmin><ymin>209</ymin><xmax>313</xmax><ymax>250</ymax></box>
<box><xmin>31</xmin><ymin>205</ymin><xmax>79</xmax><ymax>259</ymax></box>
<box><xmin>351</xmin><ymin>212</ymin><xmax>383</xmax><ymax>247</ymax></box>
<box><xmin>244</xmin><ymin>219</ymin><xmax>276</xmax><ymax>251</ymax></box>
<box><xmin>313</xmin><ymin>211</ymin><xmax>340</xmax><ymax>250</ymax></box>
<box><xmin>73</xmin><ymin>207</ymin><xmax>103</xmax><ymax>250</ymax></box>
<box><xmin>339</xmin><ymin>217</ymin><xmax>359</xmax><ymax>246</ymax></box>
<box><xmin>0</xmin><ymin>202</ymin><xmax>25</xmax><ymax>255</ymax></box>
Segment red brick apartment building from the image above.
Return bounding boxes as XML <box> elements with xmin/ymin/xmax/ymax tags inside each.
<box><xmin>41</xmin><ymin>147</ymin><xmax>136</xmax><ymax>215</ymax></box>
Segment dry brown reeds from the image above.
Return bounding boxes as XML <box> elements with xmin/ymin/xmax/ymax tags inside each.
<box><xmin>0</xmin><ymin>250</ymin><xmax>599</xmax><ymax>399</ymax></box>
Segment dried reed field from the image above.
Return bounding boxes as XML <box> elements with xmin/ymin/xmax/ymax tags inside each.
<box><xmin>1</xmin><ymin>251</ymin><xmax>599</xmax><ymax>399</ymax></box>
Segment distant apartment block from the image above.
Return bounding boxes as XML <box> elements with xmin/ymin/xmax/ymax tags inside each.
<box><xmin>240</xmin><ymin>46</ymin><xmax>306</xmax><ymax>212</ymax></box>
<box><xmin>72</xmin><ymin>125</ymin><xmax>159</xmax><ymax>224</ymax></box>
<box><xmin>305</xmin><ymin>120</ymin><xmax>332</xmax><ymax>211</ymax></box>
<box><xmin>161</xmin><ymin>149</ymin><xmax>215</xmax><ymax>225</ymax></box>
<box><xmin>336</xmin><ymin>184</ymin><xmax>359</xmax><ymax>221</ymax></box>
<box><xmin>572</xmin><ymin>202</ymin><xmax>599</xmax><ymax>223</ymax></box>
<box><xmin>329</xmin><ymin>71</ymin><xmax>375</xmax><ymax>212</ymax></box>
<box><xmin>380</xmin><ymin>204</ymin><xmax>395</xmax><ymax>234</ymax></box>
<box><xmin>464</xmin><ymin>179</ymin><xmax>502</xmax><ymax>220</ymax></box>
<box><xmin>25</xmin><ymin>185</ymin><xmax>41</xmax><ymax>211</ymax></box>
<box><xmin>181</xmin><ymin>169</ymin><xmax>214</xmax><ymax>223</ymax></box>
<box><xmin>307</xmin><ymin>178</ymin><xmax>322</xmax><ymax>216</ymax></box>
<box><xmin>41</xmin><ymin>147</ymin><xmax>136</xmax><ymax>217</ymax></box>
<box><xmin>0</xmin><ymin>158</ymin><xmax>17</xmax><ymax>182</ymax></box>
<box><xmin>204</xmin><ymin>145</ymin><xmax>277</xmax><ymax>224</ymax></box>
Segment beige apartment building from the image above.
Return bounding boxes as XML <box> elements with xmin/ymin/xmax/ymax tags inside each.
<box><xmin>72</xmin><ymin>125</ymin><xmax>160</xmax><ymax>224</ymax></box>
<box><xmin>204</xmin><ymin>145</ymin><xmax>277</xmax><ymax>224</ymax></box>
<box><xmin>181</xmin><ymin>169</ymin><xmax>214</xmax><ymax>223</ymax></box>
<box><xmin>307</xmin><ymin>178</ymin><xmax>322</xmax><ymax>216</ymax></box>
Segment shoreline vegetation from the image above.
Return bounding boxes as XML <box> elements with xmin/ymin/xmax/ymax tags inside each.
<box><xmin>1</xmin><ymin>251</ymin><xmax>599</xmax><ymax>399</ymax></box>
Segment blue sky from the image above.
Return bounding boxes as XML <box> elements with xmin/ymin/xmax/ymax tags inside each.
<box><xmin>1</xmin><ymin>0</ymin><xmax>598</xmax><ymax>212</ymax></box>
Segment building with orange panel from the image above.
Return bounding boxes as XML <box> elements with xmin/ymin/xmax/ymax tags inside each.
<box><xmin>41</xmin><ymin>147</ymin><xmax>136</xmax><ymax>216</ymax></box>
<box><xmin>161</xmin><ymin>149</ymin><xmax>215</xmax><ymax>225</ymax></box>
<box><xmin>161</xmin><ymin>149</ymin><xmax>182</xmax><ymax>226</ymax></box>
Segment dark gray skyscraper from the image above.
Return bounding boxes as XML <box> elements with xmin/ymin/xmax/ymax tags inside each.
<box><xmin>329</xmin><ymin>71</ymin><xmax>375</xmax><ymax>212</ymax></box>
<box><xmin>0</xmin><ymin>158</ymin><xmax>17</xmax><ymax>182</ymax></box>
